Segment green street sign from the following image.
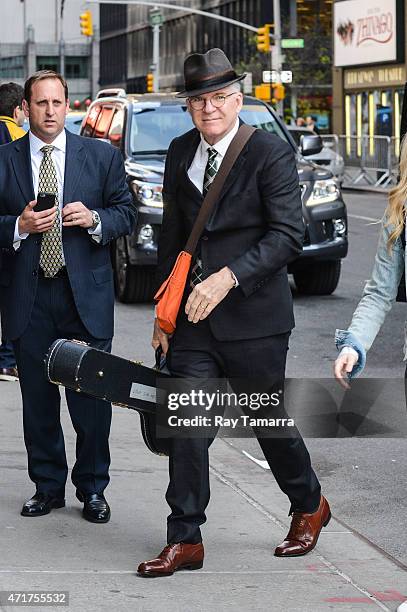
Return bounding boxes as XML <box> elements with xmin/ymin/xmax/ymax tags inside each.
<box><xmin>281</xmin><ymin>39</ymin><xmax>304</xmax><ymax>49</ymax></box>
<box><xmin>149</xmin><ymin>12</ymin><xmax>163</xmax><ymax>26</ymax></box>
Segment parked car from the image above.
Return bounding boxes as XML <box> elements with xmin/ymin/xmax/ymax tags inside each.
<box><xmin>80</xmin><ymin>90</ymin><xmax>348</xmax><ymax>302</ymax></box>
<box><xmin>288</xmin><ymin>126</ymin><xmax>345</xmax><ymax>185</ymax></box>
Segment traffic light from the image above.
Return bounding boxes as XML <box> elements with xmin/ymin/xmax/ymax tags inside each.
<box><xmin>273</xmin><ymin>83</ymin><xmax>285</xmax><ymax>101</ymax></box>
<box><xmin>257</xmin><ymin>24</ymin><xmax>271</xmax><ymax>53</ymax></box>
<box><xmin>254</xmin><ymin>84</ymin><xmax>271</xmax><ymax>101</ymax></box>
<box><xmin>146</xmin><ymin>73</ymin><xmax>154</xmax><ymax>93</ymax></box>
<box><xmin>80</xmin><ymin>10</ymin><xmax>93</xmax><ymax>37</ymax></box>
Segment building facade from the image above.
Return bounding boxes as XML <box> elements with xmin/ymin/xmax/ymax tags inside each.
<box><xmin>0</xmin><ymin>0</ymin><xmax>99</xmax><ymax>101</ymax></box>
<box><xmin>99</xmin><ymin>0</ymin><xmax>333</xmax><ymax>127</ymax></box>
<box><xmin>332</xmin><ymin>0</ymin><xmax>406</xmax><ymax>139</ymax></box>
<box><xmin>100</xmin><ymin>1</ymin><xmax>273</xmax><ymax>92</ymax></box>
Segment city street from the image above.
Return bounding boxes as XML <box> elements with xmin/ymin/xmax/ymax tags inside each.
<box><xmin>0</xmin><ymin>0</ymin><xmax>405</xmax><ymax>609</ymax></box>
<box><xmin>1</xmin><ymin>190</ymin><xmax>407</xmax><ymax>611</ymax></box>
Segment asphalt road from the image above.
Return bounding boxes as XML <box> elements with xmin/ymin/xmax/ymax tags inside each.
<box><xmin>112</xmin><ymin>189</ymin><xmax>407</xmax><ymax>567</ymax></box>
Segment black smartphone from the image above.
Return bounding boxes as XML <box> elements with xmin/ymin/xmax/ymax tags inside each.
<box><xmin>36</xmin><ymin>192</ymin><xmax>56</xmax><ymax>212</ymax></box>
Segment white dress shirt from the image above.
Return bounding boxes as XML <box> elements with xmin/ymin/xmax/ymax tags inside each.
<box><xmin>14</xmin><ymin>129</ymin><xmax>101</xmax><ymax>250</ymax></box>
<box><xmin>187</xmin><ymin>119</ymin><xmax>240</xmax><ymax>286</ymax></box>
<box><xmin>187</xmin><ymin>119</ymin><xmax>239</xmax><ymax>193</ymax></box>
<box><xmin>29</xmin><ymin>129</ymin><xmax>66</xmax><ymax>206</ymax></box>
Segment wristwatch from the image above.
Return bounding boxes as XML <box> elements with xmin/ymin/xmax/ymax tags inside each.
<box><xmin>90</xmin><ymin>210</ymin><xmax>101</xmax><ymax>231</ymax></box>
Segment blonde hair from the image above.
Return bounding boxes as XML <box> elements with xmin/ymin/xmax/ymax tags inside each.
<box><xmin>386</xmin><ymin>134</ymin><xmax>407</xmax><ymax>249</ymax></box>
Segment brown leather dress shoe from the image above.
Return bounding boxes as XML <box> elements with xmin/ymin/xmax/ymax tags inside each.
<box><xmin>137</xmin><ymin>543</ymin><xmax>204</xmax><ymax>577</ymax></box>
<box><xmin>274</xmin><ymin>496</ymin><xmax>331</xmax><ymax>557</ymax></box>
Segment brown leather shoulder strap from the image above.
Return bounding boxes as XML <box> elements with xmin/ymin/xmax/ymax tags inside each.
<box><xmin>184</xmin><ymin>124</ymin><xmax>256</xmax><ymax>255</ymax></box>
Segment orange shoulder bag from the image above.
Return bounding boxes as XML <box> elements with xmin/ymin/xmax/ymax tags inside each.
<box><xmin>154</xmin><ymin>124</ymin><xmax>256</xmax><ymax>334</ymax></box>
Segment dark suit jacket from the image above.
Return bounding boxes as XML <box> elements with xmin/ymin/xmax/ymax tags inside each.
<box><xmin>0</xmin><ymin>131</ymin><xmax>135</xmax><ymax>340</ymax></box>
<box><xmin>156</xmin><ymin>123</ymin><xmax>304</xmax><ymax>341</ymax></box>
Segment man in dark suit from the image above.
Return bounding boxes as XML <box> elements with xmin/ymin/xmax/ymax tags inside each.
<box><xmin>138</xmin><ymin>49</ymin><xmax>330</xmax><ymax>577</ymax></box>
<box><xmin>0</xmin><ymin>70</ymin><xmax>135</xmax><ymax>521</ymax></box>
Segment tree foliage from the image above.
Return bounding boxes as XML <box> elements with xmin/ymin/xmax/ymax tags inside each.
<box><xmin>283</xmin><ymin>31</ymin><xmax>332</xmax><ymax>87</ymax></box>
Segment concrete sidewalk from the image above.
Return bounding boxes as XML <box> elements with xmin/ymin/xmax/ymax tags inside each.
<box><xmin>1</xmin><ymin>381</ymin><xmax>406</xmax><ymax>612</ymax></box>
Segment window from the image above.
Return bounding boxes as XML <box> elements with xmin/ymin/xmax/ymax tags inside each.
<box><xmin>108</xmin><ymin>108</ymin><xmax>125</xmax><ymax>148</ymax></box>
<box><xmin>240</xmin><ymin>105</ymin><xmax>289</xmax><ymax>142</ymax></box>
<box><xmin>37</xmin><ymin>56</ymin><xmax>59</xmax><ymax>72</ymax></box>
<box><xmin>130</xmin><ymin>105</ymin><xmax>192</xmax><ymax>155</ymax></box>
<box><xmin>82</xmin><ymin>105</ymin><xmax>101</xmax><ymax>137</ymax></box>
<box><xmin>0</xmin><ymin>56</ymin><xmax>24</xmax><ymax>79</ymax></box>
<box><xmin>65</xmin><ymin>57</ymin><xmax>89</xmax><ymax>79</ymax></box>
<box><xmin>94</xmin><ymin>106</ymin><xmax>115</xmax><ymax>139</ymax></box>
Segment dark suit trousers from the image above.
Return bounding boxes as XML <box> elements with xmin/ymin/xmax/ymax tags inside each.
<box><xmin>165</xmin><ymin>314</ymin><xmax>321</xmax><ymax>544</ymax></box>
<box><xmin>12</xmin><ymin>275</ymin><xmax>112</xmax><ymax>497</ymax></box>
<box><xmin>0</xmin><ymin>335</ymin><xmax>15</xmax><ymax>369</ymax></box>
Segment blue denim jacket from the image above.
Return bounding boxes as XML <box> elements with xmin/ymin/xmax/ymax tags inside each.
<box><xmin>335</xmin><ymin>216</ymin><xmax>405</xmax><ymax>378</ymax></box>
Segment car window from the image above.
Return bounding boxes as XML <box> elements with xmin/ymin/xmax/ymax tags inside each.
<box><xmin>82</xmin><ymin>104</ymin><xmax>101</xmax><ymax>137</ymax></box>
<box><xmin>108</xmin><ymin>108</ymin><xmax>125</xmax><ymax>148</ymax></box>
<box><xmin>130</xmin><ymin>105</ymin><xmax>193</xmax><ymax>155</ymax></box>
<box><xmin>240</xmin><ymin>104</ymin><xmax>289</xmax><ymax>143</ymax></box>
<box><xmin>94</xmin><ymin>106</ymin><xmax>115</xmax><ymax>139</ymax></box>
<box><xmin>129</xmin><ymin>101</ymin><xmax>291</xmax><ymax>156</ymax></box>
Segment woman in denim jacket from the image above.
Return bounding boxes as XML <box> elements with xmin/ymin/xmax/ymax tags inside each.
<box><xmin>334</xmin><ymin>145</ymin><xmax>407</xmax><ymax>612</ymax></box>
<box><xmin>334</xmin><ymin>148</ymin><xmax>406</xmax><ymax>389</ymax></box>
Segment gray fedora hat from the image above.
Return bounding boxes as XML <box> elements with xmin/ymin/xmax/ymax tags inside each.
<box><xmin>176</xmin><ymin>48</ymin><xmax>246</xmax><ymax>98</ymax></box>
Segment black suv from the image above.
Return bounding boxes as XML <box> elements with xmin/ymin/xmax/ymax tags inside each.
<box><xmin>80</xmin><ymin>89</ymin><xmax>348</xmax><ymax>302</ymax></box>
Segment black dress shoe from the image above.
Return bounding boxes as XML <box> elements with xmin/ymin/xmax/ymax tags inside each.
<box><xmin>21</xmin><ymin>492</ymin><xmax>65</xmax><ymax>517</ymax></box>
<box><xmin>76</xmin><ymin>491</ymin><xmax>111</xmax><ymax>523</ymax></box>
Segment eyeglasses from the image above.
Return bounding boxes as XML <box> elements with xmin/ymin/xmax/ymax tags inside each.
<box><xmin>187</xmin><ymin>92</ymin><xmax>238</xmax><ymax>111</ymax></box>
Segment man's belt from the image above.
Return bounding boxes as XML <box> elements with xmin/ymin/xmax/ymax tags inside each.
<box><xmin>39</xmin><ymin>266</ymin><xmax>68</xmax><ymax>279</ymax></box>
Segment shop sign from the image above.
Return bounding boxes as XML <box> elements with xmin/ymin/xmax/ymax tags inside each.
<box><xmin>334</xmin><ymin>0</ymin><xmax>397</xmax><ymax>67</ymax></box>
<box><xmin>344</xmin><ymin>64</ymin><xmax>406</xmax><ymax>88</ymax></box>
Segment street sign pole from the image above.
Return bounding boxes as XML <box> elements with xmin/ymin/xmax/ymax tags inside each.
<box><xmin>59</xmin><ymin>0</ymin><xmax>65</xmax><ymax>76</ymax></box>
<box><xmin>149</xmin><ymin>7</ymin><xmax>162</xmax><ymax>92</ymax></box>
<box><xmin>152</xmin><ymin>23</ymin><xmax>160</xmax><ymax>92</ymax></box>
<box><xmin>272</xmin><ymin>0</ymin><xmax>283</xmax><ymax>117</ymax></box>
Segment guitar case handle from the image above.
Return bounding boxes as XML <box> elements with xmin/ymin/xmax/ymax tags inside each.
<box><xmin>155</xmin><ymin>346</ymin><xmax>170</xmax><ymax>374</ymax></box>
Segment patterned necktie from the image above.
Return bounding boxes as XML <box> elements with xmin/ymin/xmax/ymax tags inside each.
<box><xmin>203</xmin><ymin>147</ymin><xmax>219</xmax><ymax>196</ymax></box>
<box><xmin>190</xmin><ymin>147</ymin><xmax>219</xmax><ymax>288</ymax></box>
<box><xmin>38</xmin><ymin>145</ymin><xmax>64</xmax><ymax>277</ymax></box>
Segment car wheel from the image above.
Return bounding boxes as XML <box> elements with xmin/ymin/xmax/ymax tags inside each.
<box><xmin>113</xmin><ymin>237</ymin><xmax>155</xmax><ymax>303</ymax></box>
<box><xmin>293</xmin><ymin>260</ymin><xmax>341</xmax><ymax>295</ymax></box>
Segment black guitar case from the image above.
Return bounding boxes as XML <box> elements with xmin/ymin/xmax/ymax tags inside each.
<box><xmin>45</xmin><ymin>339</ymin><xmax>170</xmax><ymax>456</ymax></box>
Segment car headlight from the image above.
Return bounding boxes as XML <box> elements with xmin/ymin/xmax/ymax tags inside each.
<box><xmin>307</xmin><ymin>179</ymin><xmax>340</xmax><ymax>206</ymax></box>
<box><xmin>131</xmin><ymin>179</ymin><xmax>163</xmax><ymax>207</ymax></box>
